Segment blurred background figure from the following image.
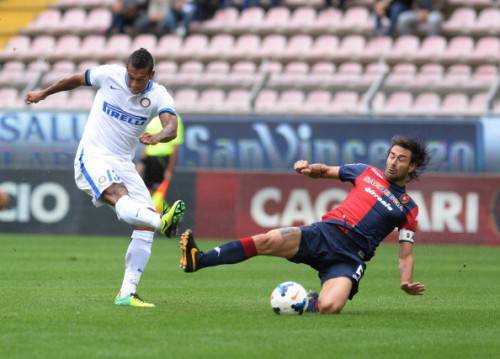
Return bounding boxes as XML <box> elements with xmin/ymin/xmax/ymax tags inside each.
<box><xmin>137</xmin><ymin>114</ymin><xmax>185</xmax><ymax>212</ymax></box>
<box><xmin>375</xmin><ymin>0</ymin><xmax>442</xmax><ymax>36</ymax></box>
<box><xmin>0</xmin><ymin>190</ymin><xmax>10</xmax><ymax>210</ymax></box>
<box><xmin>134</xmin><ymin>0</ymin><xmax>171</xmax><ymax>36</ymax></box>
<box><xmin>164</xmin><ymin>0</ymin><xmax>192</xmax><ymax>37</ymax></box>
<box><xmin>107</xmin><ymin>0</ymin><xmax>148</xmax><ymax>35</ymax></box>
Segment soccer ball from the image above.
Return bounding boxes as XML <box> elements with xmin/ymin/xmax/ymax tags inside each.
<box><xmin>270</xmin><ymin>281</ymin><xmax>309</xmax><ymax>315</ymax></box>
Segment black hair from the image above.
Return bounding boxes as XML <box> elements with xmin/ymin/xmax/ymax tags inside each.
<box><xmin>127</xmin><ymin>48</ymin><xmax>154</xmax><ymax>72</ymax></box>
<box><xmin>389</xmin><ymin>135</ymin><xmax>430</xmax><ymax>181</ymax></box>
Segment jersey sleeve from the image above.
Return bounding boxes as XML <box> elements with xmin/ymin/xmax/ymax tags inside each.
<box><xmin>338</xmin><ymin>163</ymin><xmax>369</xmax><ymax>183</ymax></box>
<box><xmin>399</xmin><ymin>206</ymin><xmax>418</xmax><ymax>243</ymax></box>
<box><xmin>157</xmin><ymin>87</ymin><xmax>176</xmax><ymax>116</ymax></box>
<box><xmin>85</xmin><ymin>64</ymin><xmax>115</xmax><ymax>88</ymax></box>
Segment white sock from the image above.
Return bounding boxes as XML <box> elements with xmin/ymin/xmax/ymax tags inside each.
<box><xmin>119</xmin><ymin>230</ymin><xmax>154</xmax><ymax>297</ymax></box>
<box><xmin>115</xmin><ymin>195</ymin><xmax>161</xmax><ymax>230</ymax></box>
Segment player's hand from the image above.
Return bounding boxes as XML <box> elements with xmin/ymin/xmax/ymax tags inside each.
<box><xmin>294</xmin><ymin>160</ymin><xmax>311</xmax><ymax>175</ymax></box>
<box><xmin>139</xmin><ymin>132</ymin><xmax>161</xmax><ymax>145</ymax></box>
<box><xmin>25</xmin><ymin>90</ymin><xmax>47</xmax><ymax>104</ymax></box>
<box><xmin>400</xmin><ymin>282</ymin><xmax>425</xmax><ymax>295</ymax></box>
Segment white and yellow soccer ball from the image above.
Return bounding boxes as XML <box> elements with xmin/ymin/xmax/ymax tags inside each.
<box><xmin>270</xmin><ymin>281</ymin><xmax>308</xmax><ymax>315</ymax></box>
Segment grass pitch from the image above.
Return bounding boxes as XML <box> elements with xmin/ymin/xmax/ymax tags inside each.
<box><xmin>1</xmin><ymin>234</ymin><xmax>499</xmax><ymax>359</ymax></box>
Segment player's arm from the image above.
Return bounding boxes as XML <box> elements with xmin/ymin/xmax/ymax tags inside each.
<box><xmin>399</xmin><ymin>240</ymin><xmax>425</xmax><ymax>295</ymax></box>
<box><xmin>25</xmin><ymin>72</ymin><xmax>87</xmax><ymax>104</ymax></box>
<box><xmin>139</xmin><ymin>113</ymin><xmax>177</xmax><ymax>145</ymax></box>
<box><xmin>294</xmin><ymin>160</ymin><xmax>340</xmax><ymax>179</ymax></box>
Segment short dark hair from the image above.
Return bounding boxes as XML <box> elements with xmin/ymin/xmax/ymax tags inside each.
<box><xmin>389</xmin><ymin>135</ymin><xmax>430</xmax><ymax>181</ymax></box>
<box><xmin>127</xmin><ymin>48</ymin><xmax>154</xmax><ymax>72</ymax></box>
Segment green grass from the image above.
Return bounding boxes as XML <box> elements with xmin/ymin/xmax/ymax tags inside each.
<box><xmin>1</xmin><ymin>234</ymin><xmax>499</xmax><ymax>359</ymax></box>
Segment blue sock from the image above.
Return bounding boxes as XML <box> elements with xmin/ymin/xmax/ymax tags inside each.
<box><xmin>199</xmin><ymin>237</ymin><xmax>256</xmax><ymax>269</ymax></box>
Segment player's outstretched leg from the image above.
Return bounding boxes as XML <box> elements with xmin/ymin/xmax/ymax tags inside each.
<box><xmin>179</xmin><ymin>229</ymin><xmax>258</xmax><ymax>273</ymax></box>
<box><xmin>114</xmin><ymin>292</ymin><xmax>155</xmax><ymax>308</ymax></box>
<box><xmin>160</xmin><ymin>200</ymin><xmax>186</xmax><ymax>238</ymax></box>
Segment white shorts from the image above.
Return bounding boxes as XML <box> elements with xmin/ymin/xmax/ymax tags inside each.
<box><xmin>74</xmin><ymin>147</ymin><xmax>153</xmax><ymax>209</ymax></box>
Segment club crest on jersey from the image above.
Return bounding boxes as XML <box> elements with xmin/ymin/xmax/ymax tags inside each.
<box><xmin>400</xmin><ymin>193</ymin><xmax>410</xmax><ymax>204</ymax></box>
<box><xmin>140</xmin><ymin>97</ymin><xmax>151</xmax><ymax>108</ymax></box>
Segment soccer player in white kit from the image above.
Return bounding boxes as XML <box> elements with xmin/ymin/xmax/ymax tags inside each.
<box><xmin>25</xmin><ymin>48</ymin><xmax>185</xmax><ymax>308</ymax></box>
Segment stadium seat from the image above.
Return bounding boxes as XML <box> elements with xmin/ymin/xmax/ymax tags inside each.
<box><xmin>306</xmin><ymin>35</ymin><xmax>339</xmax><ymax>62</ymax></box>
<box><xmin>258</xmin><ymin>35</ymin><xmax>287</xmax><ymax>60</ymax></box>
<box><xmin>201</xmin><ymin>7</ymin><xmax>239</xmax><ymax>34</ymax></box>
<box><xmin>229</xmin><ymin>34</ymin><xmax>261</xmax><ymax>61</ymax></box>
<box><xmin>174</xmin><ymin>88</ymin><xmax>199</xmax><ymax>113</ymax></box>
<box><xmin>21</xmin><ymin>35</ymin><xmax>56</xmax><ymax>61</ymax></box>
<box><xmin>286</xmin><ymin>7</ymin><xmax>316</xmax><ymax>34</ymax></box>
<box><xmin>273</xmin><ymin>89</ymin><xmax>305</xmax><ymax>114</ymax></box>
<box><xmin>329</xmin><ymin>91</ymin><xmax>360</xmax><ymax>114</ymax></box>
<box><xmin>466</xmin><ymin>64</ymin><xmax>498</xmax><ymax>91</ymax></box>
<box><xmin>413</xmin><ymin>36</ymin><xmax>447</xmax><ymax>64</ymax></box>
<box><xmin>74</xmin><ymin>35</ymin><xmax>106</xmax><ymax>61</ymax></box>
<box><xmin>172</xmin><ymin>61</ymin><xmax>204</xmax><ymax>89</ymax></box>
<box><xmin>305</xmin><ymin>61</ymin><xmax>336</xmax><ymax>89</ymax></box>
<box><xmin>77</xmin><ymin>60</ymin><xmax>100</xmax><ymax>72</ymax></box>
<box><xmin>412</xmin><ymin>64</ymin><xmax>444</xmax><ymax>91</ymax></box>
<box><xmin>441</xmin><ymin>36</ymin><xmax>474</xmax><ymax>64</ymax></box>
<box><xmin>0</xmin><ymin>61</ymin><xmax>26</xmax><ymax>89</ymax></box>
<box><xmin>55</xmin><ymin>8</ymin><xmax>86</xmax><ymax>35</ymax></box>
<box><xmin>386</xmin><ymin>35</ymin><xmax>419</xmax><ymax>63</ymax></box>
<box><xmin>130</xmin><ymin>34</ymin><xmax>158</xmax><ymax>53</ymax></box>
<box><xmin>255</xmin><ymin>89</ymin><xmax>279</xmax><ymax>113</ymax></box>
<box><xmin>468</xmin><ymin>93</ymin><xmax>488</xmax><ymax>115</ymax></box>
<box><xmin>199</xmin><ymin>61</ymin><xmax>231</xmax><ymax>88</ymax></box>
<box><xmin>337</xmin><ymin>7</ymin><xmax>371</xmax><ymax>35</ymax></box>
<box><xmin>332</xmin><ymin>35</ymin><xmax>366</xmax><ymax>62</ymax></box>
<box><xmin>22</xmin><ymin>9</ymin><xmax>61</xmax><ymax>35</ymax></box>
<box><xmin>155</xmin><ymin>61</ymin><xmax>178</xmax><ymax>87</ymax></box>
<box><xmin>362</xmin><ymin>36</ymin><xmax>393</xmax><ymax>63</ymax></box>
<box><xmin>411</xmin><ymin>92</ymin><xmax>441</xmax><ymax>116</ymax></box>
<box><xmin>280</xmin><ymin>34</ymin><xmax>313</xmax><ymax>61</ymax></box>
<box><xmin>173</xmin><ymin>34</ymin><xmax>208</xmax><ymax>61</ymax></box>
<box><xmin>0</xmin><ymin>36</ymin><xmax>31</xmax><ymax>61</ymax></box>
<box><xmin>99</xmin><ymin>34</ymin><xmax>132</xmax><ymax>60</ymax></box>
<box><xmin>223</xmin><ymin>61</ymin><xmax>258</xmax><ymax>89</ymax></box>
<box><xmin>473</xmin><ymin>8</ymin><xmax>500</xmax><ymax>35</ymax></box>
<box><xmin>231</xmin><ymin>7</ymin><xmax>265</xmax><ymax>34</ymax></box>
<box><xmin>437</xmin><ymin>64</ymin><xmax>472</xmax><ymax>92</ymax></box>
<box><xmin>443</xmin><ymin>7</ymin><xmax>476</xmax><ymax>34</ymax></box>
<box><xmin>268</xmin><ymin>61</ymin><xmax>309</xmax><ymax>89</ymax></box>
<box><xmin>376</xmin><ymin>91</ymin><xmax>413</xmax><ymax>116</ymax></box>
<box><xmin>259</xmin><ymin>7</ymin><xmax>291</xmax><ymax>34</ymax></box>
<box><xmin>311</xmin><ymin>8</ymin><xmax>342</xmax><ymax>35</ymax></box>
<box><xmin>81</xmin><ymin>8</ymin><xmax>112</xmax><ymax>34</ymax></box>
<box><xmin>50</xmin><ymin>35</ymin><xmax>81</xmax><ymax>61</ymax></box>
<box><xmin>202</xmin><ymin>34</ymin><xmax>235</xmax><ymax>61</ymax></box>
<box><xmin>301</xmin><ymin>90</ymin><xmax>332</xmax><ymax>114</ymax></box>
<box><xmin>469</xmin><ymin>36</ymin><xmax>500</xmax><ymax>64</ymax></box>
<box><xmin>220</xmin><ymin>89</ymin><xmax>251</xmax><ymax>113</ymax></box>
<box><xmin>152</xmin><ymin>35</ymin><xmax>182</xmax><ymax>60</ymax></box>
<box><xmin>384</xmin><ymin>63</ymin><xmax>417</xmax><ymax>90</ymax></box>
<box><xmin>0</xmin><ymin>88</ymin><xmax>24</xmax><ymax>109</ymax></box>
<box><xmin>330</xmin><ymin>62</ymin><xmax>363</xmax><ymax>89</ymax></box>
<box><xmin>40</xmin><ymin>61</ymin><xmax>76</xmax><ymax>87</ymax></box>
<box><xmin>197</xmin><ymin>88</ymin><xmax>226</xmax><ymax>113</ymax></box>
<box><xmin>32</xmin><ymin>91</ymin><xmax>69</xmax><ymax>110</ymax></box>
<box><xmin>67</xmin><ymin>87</ymin><xmax>95</xmax><ymax>110</ymax></box>
<box><xmin>439</xmin><ymin>93</ymin><xmax>469</xmax><ymax>116</ymax></box>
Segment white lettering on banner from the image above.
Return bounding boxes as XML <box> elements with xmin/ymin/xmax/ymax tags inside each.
<box><xmin>250</xmin><ymin>187</ymin><xmax>348</xmax><ymax>228</ymax></box>
<box><xmin>408</xmin><ymin>191</ymin><xmax>479</xmax><ymax>233</ymax></box>
<box><xmin>0</xmin><ymin>182</ymin><xmax>70</xmax><ymax>223</ymax></box>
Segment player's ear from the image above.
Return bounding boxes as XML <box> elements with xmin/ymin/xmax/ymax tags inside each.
<box><xmin>408</xmin><ymin>162</ymin><xmax>416</xmax><ymax>175</ymax></box>
<box><xmin>149</xmin><ymin>70</ymin><xmax>155</xmax><ymax>79</ymax></box>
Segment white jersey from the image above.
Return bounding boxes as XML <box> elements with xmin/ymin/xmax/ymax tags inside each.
<box><xmin>79</xmin><ymin>64</ymin><xmax>176</xmax><ymax>159</ymax></box>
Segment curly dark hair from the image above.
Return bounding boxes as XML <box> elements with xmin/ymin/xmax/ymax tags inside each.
<box><xmin>127</xmin><ymin>48</ymin><xmax>154</xmax><ymax>72</ymax></box>
<box><xmin>389</xmin><ymin>136</ymin><xmax>430</xmax><ymax>181</ymax></box>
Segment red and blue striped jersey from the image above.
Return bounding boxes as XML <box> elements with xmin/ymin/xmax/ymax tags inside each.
<box><xmin>323</xmin><ymin>163</ymin><xmax>418</xmax><ymax>257</ymax></box>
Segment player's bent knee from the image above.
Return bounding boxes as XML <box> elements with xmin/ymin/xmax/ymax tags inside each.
<box><xmin>317</xmin><ymin>298</ymin><xmax>345</xmax><ymax>314</ymax></box>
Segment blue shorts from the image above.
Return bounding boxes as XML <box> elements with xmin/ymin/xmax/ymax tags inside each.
<box><xmin>288</xmin><ymin>221</ymin><xmax>367</xmax><ymax>300</ymax></box>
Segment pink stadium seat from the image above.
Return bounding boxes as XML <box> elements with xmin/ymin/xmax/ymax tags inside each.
<box><xmin>77</xmin><ymin>60</ymin><xmax>100</xmax><ymax>72</ymax></box>
<box><xmin>0</xmin><ymin>61</ymin><xmax>26</xmax><ymax>88</ymax></box>
<box><xmin>329</xmin><ymin>91</ymin><xmax>360</xmax><ymax>114</ymax></box>
<box><xmin>443</xmin><ymin>8</ymin><xmax>476</xmax><ymax>34</ymax></box>
<box><xmin>259</xmin><ymin>7</ymin><xmax>291</xmax><ymax>34</ymax></box>
<box><xmin>154</xmin><ymin>61</ymin><xmax>178</xmax><ymax>86</ymax></box>
<box><xmin>68</xmin><ymin>88</ymin><xmax>95</xmax><ymax>110</ymax></box>
<box><xmin>173</xmin><ymin>61</ymin><xmax>204</xmax><ymax>88</ymax></box>
<box><xmin>0</xmin><ymin>88</ymin><xmax>23</xmax><ymax>109</ymax></box>
<box><xmin>274</xmin><ymin>90</ymin><xmax>305</xmax><ymax>114</ymax></box>
<box><xmin>130</xmin><ymin>34</ymin><xmax>157</xmax><ymax>53</ymax></box>
<box><xmin>99</xmin><ymin>34</ymin><xmax>131</xmax><ymax>60</ymax></box>
<box><xmin>413</xmin><ymin>36</ymin><xmax>447</xmax><ymax>64</ymax></box>
<box><xmin>337</xmin><ymin>7</ymin><xmax>371</xmax><ymax>34</ymax></box>
<box><xmin>386</xmin><ymin>36</ymin><xmax>419</xmax><ymax>63</ymax></box>
<box><xmin>473</xmin><ymin>8</ymin><xmax>500</xmax><ymax>35</ymax></box>
<box><xmin>305</xmin><ymin>62</ymin><xmax>336</xmax><ymax>89</ymax></box>
<box><xmin>413</xmin><ymin>64</ymin><xmax>444</xmax><ymax>91</ymax></box>
<box><xmin>49</xmin><ymin>35</ymin><xmax>81</xmax><ymax>61</ymax></box>
<box><xmin>231</xmin><ymin>7</ymin><xmax>265</xmax><ymax>34</ymax></box>
<box><xmin>230</xmin><ymin>34</ymin><xmax>261</xmax><ymax>61</ymax></box>
<box><xmin>197</xmin><ymin>88</ymin><xmax>226</xmax><ymax>113</ymax></box>
<box><xmin>302</xmin><ymin>90</ymin><xmax>332</xmax><ymax>114</ymax></box>
<box><xmin>439</xmin><ymin>93</ymin><xmax>469</xmax><ymax>116</ymax></box>
<box><xmin>333</xmin><ymin>35</ymin><xmax>366</xmax><ymax>62</ymax></box>
<box><xmin>224</xmin><ymin>61</ymin><xmax>258</xmax><ymax>89</ymax></box>
<box><xmin>437</xmin><ymin>64</ymin><xmax>471</xmax><ymax>91</ymax></box>
<box><xmin>255</xmin><ymin>89</ymin><xmax>279</xmax><ymax>113</ymax></box>
<box><xmin>306</xmin><ymin>35</ymin><xmax>339</xmax><ymax>62</ymax></box>
<box><xmin>174</xmin><ymin>88</ymin><xmax>199</xmax><ymax>113</ymax></box>
<box><xmin>23</xmin><ymin>35</ymin><xmax>56</xmax><ymax>61</ymax></box>
<box><xmin>441</xmin><ymin>36</ymin><xmax>474</xmax><ymax>64</ymax></box>
<box><xmin>76</xmin><ymin>35</ymin><xmax>106</xmax><ymax>61</ymax></box>
<box><xmin>200</xmin><ymin>61</ymin><xmax>231</xmax><ymax>88</ymax></box>
<box><xmin>362</xmin><ymin>36</ymin><xmax>392</xmax><ymax>63</ymax></box>
<box><xmin>173</xmin><ymin>34</ymin><xmax>208</xmax><ymax>61</ymax></box>
<box><xmin>40</xmin><ymin>61</ymin><xmax>76</xmax><ymax>87</ymax></box>
<box><xmin>286</xmin><ymin>7</ymin><xmax>316</xmax><ymax>34</ymax></box>
<box><xmin>269</xmin><ymin>61</ymin><xmax>309</xmax><ymax>89</ymax></box>
<box><xmin>359</xmin><ymin>62</ymin><xmax>387</xmax><ymax>88</ymax></box>
<box><xmin>377</xmin><ymin>91</ymin><xmax>413</xmax><ymax>115</ymax></box>
<box><xmin>411</xmin><ymin>92</ymin><xmax>440</xmax><ymax>116</ymax></box>
<box><xmin>202</xmin><ymin>7</ymin><xmax>239</xmax><ymax>34</ymax></box>
<box><xmin>55</xmin><ymin>8</ymin><xmax>86</xmax><ymax>35</ymax></box>
<box><xmin>220</xmin><ymin>89</ymin><xmax>251</xmax><ymax>113</ymax></box>
<box><xmin>280</xmin><ymin>34</ymin><xmax>313</xmax><ymax>61</ymax></box>
<box><xmin>152</xmin><ymin>35</ymin><xmax>182</xmax><ymax>60</ymax></box>
<box><xmin>23</xmin><ymin>9</ymin><xmax>61</xmax><ymax>35</ymax></box>
<box><xmin>385</xmin><ymin>63</ymin><xmax>417</xmax><ymax>90</ymax></box>
<box><xmin>202</xmin><ymin>34</ymin><xmax>235</xmax><ymax>61</ymax></box>
<box><xmin>467</xmin><ymin>65</ymin><xmax>497</xmax><ymax>91</ymax></box>
<box><xmin>330</xmin><ymin>62</ymin><xmax>363</xmax><ymax>89</ymax></box>
<box><xmin>469</xmin><ymin>37</ymin><xmax>500</xmax><ymax>64</ymax></box>
<box><xmin>81</xmin><ymin>8</ymin><xmax>112</xmax><ymax>34</ymax></box>
<box><xmin>258</xmin><ymin>35</ymin><xmax>287</xmax><ymax>60</ymax></box>
<box><xmin>0</xmin><ymin>36</ymin><xmax>31</xmax><ymax>61</ymax></box>
<box><xmin>468</xmin><ymin>93</ymin><xmax>488</xmax><ymax>115</ymax></box>
<box><xmin>33</xmin><ymin>91</ymin><xmax>69</xmax><ymax>110</ymax></box>
<box><xmin>311</xmin><ymin>8</ymin><xmax>342</xmax><ymax>34</ymax></box>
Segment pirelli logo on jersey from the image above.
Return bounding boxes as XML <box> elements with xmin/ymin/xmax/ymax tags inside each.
<box><xmin>102</xmin><ymin>101</ymin><xmax>147</xmax><ymax>126</ymax></box>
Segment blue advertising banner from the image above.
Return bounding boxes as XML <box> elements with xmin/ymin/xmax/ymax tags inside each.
<box><xmin>0</xmin><ymin>111</ymin><xmax>494</xmax><ymax>172</ymax></box>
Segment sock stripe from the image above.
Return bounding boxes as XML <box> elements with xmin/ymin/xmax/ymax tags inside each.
<box><xmin>240</xmin><ymin>237</ymin><xmax>257</xmax><ymax>258</ymax></box>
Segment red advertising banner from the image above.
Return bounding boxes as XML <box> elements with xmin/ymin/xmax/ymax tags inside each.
<box><xmin>196</xmin><ymin>172</ymin><xmax>500</xmax><ymax>246</ymax></box>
